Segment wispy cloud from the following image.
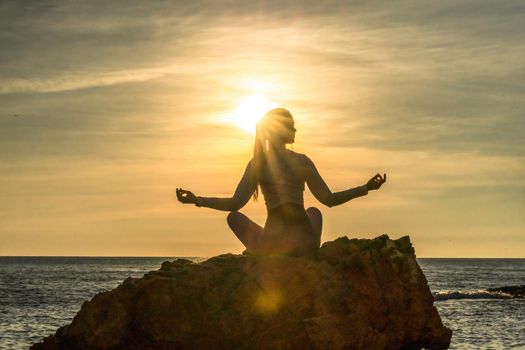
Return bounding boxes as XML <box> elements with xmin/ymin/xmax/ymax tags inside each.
<box><xmin>0</xmin><ymin>68</ymin><xmax>169</xmax><ymax>94</ymax></box>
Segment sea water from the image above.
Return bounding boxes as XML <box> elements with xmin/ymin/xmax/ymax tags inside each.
<box><xmin>418</xmin><ymin>259</ymin><xmax>525</xmax><ymax>350</ymax></box>
<box><xmin>0</xmin><ymin>257</ymin><xmax>523</xmax><ymax>350</ymax></box>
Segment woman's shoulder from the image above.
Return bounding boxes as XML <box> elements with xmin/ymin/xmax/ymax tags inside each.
<box><xmin>286</xmin><ymin>150</ymin><xmax>313</xmax><ymax>165</ymax></box>
<box><xmin>287</xmin><ymin>149</ymin><xmax>308</xmax><ymax>157</ymax></box>
<box><xmin>246</xmin><ymin>157</ymin><xmax>256</xmax><ymax>168</ymax></box>
<box><xmin>246</xmin><ymin>151</ymin><xmax>312</xmax><ymax>168</ymax></box>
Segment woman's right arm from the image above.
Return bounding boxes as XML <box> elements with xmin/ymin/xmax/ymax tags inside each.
<box><xmin>304</xmin><ymin>156</ymin><xmax>369</xmax><ymax>207</ymax></box>
<box><xmin>179</xmin><ymin>160</ymin><xmax>256</xmax><ymax>212</ymax></box>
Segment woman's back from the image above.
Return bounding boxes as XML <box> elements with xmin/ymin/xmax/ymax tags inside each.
<box><xmin>259</xmin><ymin>150</ymin><xmax>307</xmax><ymax>209</ymax></box>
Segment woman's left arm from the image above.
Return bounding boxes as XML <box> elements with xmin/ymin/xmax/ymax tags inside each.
<box><xmin>178</xmin><ymin>161</ymin><xmax>256</xmax><ymax>212</ymax></box>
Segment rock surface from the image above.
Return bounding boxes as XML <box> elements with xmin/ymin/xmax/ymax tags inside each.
<box><xmin>31</xmin><ymin>235</ymin><xmax>452</xmax><ymax>350</ymax></box>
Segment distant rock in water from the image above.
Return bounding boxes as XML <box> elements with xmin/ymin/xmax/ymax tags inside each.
<box><xmin>31</xmin><ymin>235</ymin><xmax>452</xmax><ymax>350</ymax></box>
<box><xmin>487</xmin><ymin>285</ymin><xmax>525</xmax><ymax>298</ymax></box>
<box><xmin>434</xmin><ymin>285</ymin><xmax>525</xmax><ymax>301</ymax></box>
<box><xmin>434</xmin><ymin>290</ymin><xmax>511</xmax><ymax>301</ymax></box>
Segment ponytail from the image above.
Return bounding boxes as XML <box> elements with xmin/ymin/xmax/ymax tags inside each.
<box><xmin>252</xmin><ymin>122</ymin><xmax>267</xmax><ymax>201</ymax></box>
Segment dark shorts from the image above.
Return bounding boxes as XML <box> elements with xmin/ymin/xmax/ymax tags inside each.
<box><xmin>260</xmin><ymin>203</ymin><xmax>316</xmax><ymax>256</ymax></box>
<box><xmin>267</xmin><ymin>202</ymin><xmax>311</xmax><ymax>226</ymax></box>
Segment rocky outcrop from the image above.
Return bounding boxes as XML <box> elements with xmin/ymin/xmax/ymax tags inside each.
<box><xmin>31</xmin><ymin>235</ymin><xmax>452</xmax><ymax>350</ymax></box>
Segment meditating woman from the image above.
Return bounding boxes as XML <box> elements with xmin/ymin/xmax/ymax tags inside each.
<box><xmin>177</xmin><ymin>108</ymin><xmax>386</xmax><ymax>256</ymax></box>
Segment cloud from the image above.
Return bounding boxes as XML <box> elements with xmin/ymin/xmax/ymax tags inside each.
<box><xmin>0</xmin><ymin>68</ymin><xmax>168</xmax><ymax>94</ymax></box>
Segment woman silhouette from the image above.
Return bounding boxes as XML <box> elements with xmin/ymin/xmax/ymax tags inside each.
<box><xmin>177</xmin><ymin>108</ymin><xmax>386</xmax><ymax>256</ymax></box>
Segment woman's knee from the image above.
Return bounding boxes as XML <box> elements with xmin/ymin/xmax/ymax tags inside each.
<box><xmin>227</xmin><ymin>211</ymin><xmax>241</xmax><ymax>228</ymax></box>
<box><xmin>306</xmin><ymin>207</ymin><xmax>322</xmax><ymax>219</ymax></box>
<box><xmin>306</xmin><ymin>207</ymin><xmax>323</xmax><ymax>240</ymax></box>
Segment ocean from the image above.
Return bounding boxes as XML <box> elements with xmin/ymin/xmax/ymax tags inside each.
<box><xmin>0</xmin><ymin>257</ymin><xmax>523</xmax><ymax>350</ymax></box>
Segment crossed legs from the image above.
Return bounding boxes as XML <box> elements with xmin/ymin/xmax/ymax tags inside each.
<box><xmin>226</xmin><ymin>211</ymin><xmax>263</xmax><ymax>253</ymax></box>
<box><xmin>227</xmin><ymin>207</ymin><xmax>322</xmax><ymax>254</ymax></box>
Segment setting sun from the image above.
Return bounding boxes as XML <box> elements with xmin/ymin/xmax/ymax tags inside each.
<box><xmin>227</xmin><ymin>94</ymin><xmax>278</xmax><ymax>133</ymax></box>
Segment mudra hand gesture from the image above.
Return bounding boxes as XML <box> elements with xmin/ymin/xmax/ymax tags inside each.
<box><xmin>176</xmin><ymin>188</ymin><xmax>197</xmax><ymax>204</ymax></box>
<box><xmin>366</xmin><ymin>173</ymin><xmax>386</xmax><ymax>191</ymax></box>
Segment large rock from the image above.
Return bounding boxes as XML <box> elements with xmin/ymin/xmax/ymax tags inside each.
<box><xmin>31</xmin><ymin>235</ymin><xmax>452</xmax><ymax>350</ymax></box>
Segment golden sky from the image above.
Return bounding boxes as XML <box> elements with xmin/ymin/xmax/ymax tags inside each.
<box><xmin>1</xmin><ymin>1</ymin><xmax>524</xmax><ymax>257</ymax></box>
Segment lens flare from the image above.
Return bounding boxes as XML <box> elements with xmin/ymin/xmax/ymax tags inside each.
<box><xmin>254</xmin><ymin>287</ymin><xmax>282</xmax><ymax>313</ymax></box>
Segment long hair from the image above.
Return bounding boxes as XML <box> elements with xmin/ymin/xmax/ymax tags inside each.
<box><xmin>252</xmin><ymin>108</ymin><xmax>294</xmax><ymax>201</ymax></box>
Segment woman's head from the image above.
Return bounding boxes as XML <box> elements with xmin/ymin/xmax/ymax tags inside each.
<box><xmin>258</xmin><ymin>108</ymin><xmax>296</xmax><ymax>145</ymax></box>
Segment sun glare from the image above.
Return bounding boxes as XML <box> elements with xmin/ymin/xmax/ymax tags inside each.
<box><xmin>228</xmin><ymin>94</ymin><xmax>278</xmax><ymax>133</ymax></box>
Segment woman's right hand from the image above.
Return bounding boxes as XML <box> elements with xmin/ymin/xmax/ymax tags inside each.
<box><xmin>366</xmin><ymin>173</ymin><xmax>387</xmax><ymax>191</ymax></box>
<box><xmin>176</xmin><ymin>188</ymin><xmax>197</xmax><ymax>204</ymax></box>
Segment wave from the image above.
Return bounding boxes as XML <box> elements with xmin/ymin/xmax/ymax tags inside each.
<box><xmin>434</xmin><ymin>285</ymin><xmax>524</xmax><ymax>301</ymax></box>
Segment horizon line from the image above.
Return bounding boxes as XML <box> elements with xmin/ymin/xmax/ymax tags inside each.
<box><xmin>0</xmin><ymin>255</ymin><xmax>524</xmax><ymax>259</ymax></box>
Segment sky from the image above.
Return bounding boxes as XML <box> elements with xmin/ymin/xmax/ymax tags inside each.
<box><xmin>1</xmin><ymin>0</ymin><xmax>524</xmax><ymax>257</ymax></box>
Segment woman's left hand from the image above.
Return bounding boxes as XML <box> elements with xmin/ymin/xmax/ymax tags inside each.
<box><xmin>366</xmin><ymin>173</ymin><xmax>387</xmax><ymax>191</ymax></box>
<box><xmin>176</xmin><ymin>188</ymin><xmax>197</xmax><ymax>204</ymax></box>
